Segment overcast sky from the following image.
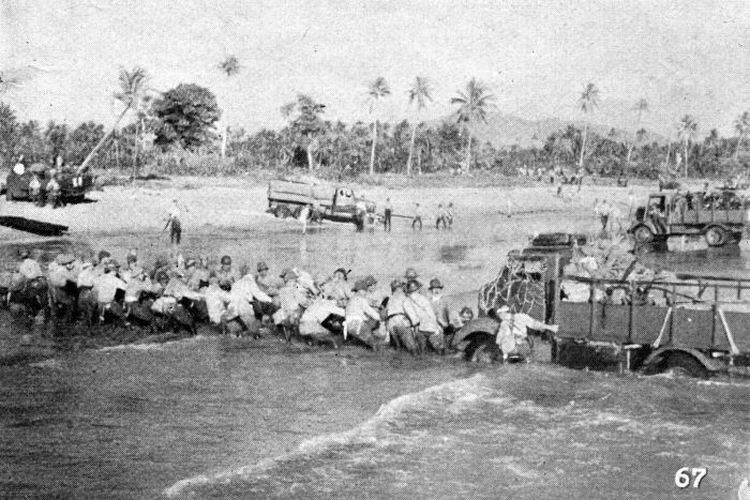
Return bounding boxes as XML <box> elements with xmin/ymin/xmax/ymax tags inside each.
<box><xmin>3</xmin><ymin>0</ymin><xmax>750</xmax><ymax>138</ymax></box>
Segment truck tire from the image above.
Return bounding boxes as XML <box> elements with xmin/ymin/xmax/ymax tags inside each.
<box><xmin>274</xmin><ymin>205</ymin><xmax>291</xmax><ymax>219</ymax></box>
<box><xmin>704</xmin><ymin>226</ymin><xmax>726</xmax><ymax>247</ymax></box>
<box><xmin>6</xmin><ymin>190</ymin><xmax>13</xmax><ymax>202</ymax></box>
<box><xmin>633</xmin><ymin>225</ymin><xmax>654</xmax><ymax>244</ymax></box>
<box><xmin>663</xmin><ymin>352</ymin><xmax>708</xmax><ymax>378</ymax></box>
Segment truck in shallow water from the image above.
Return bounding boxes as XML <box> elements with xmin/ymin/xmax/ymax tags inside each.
<box><xmin>628</xmin><ymin>189</ymin><xmax>750</xmax><ymax>248</ymax></box>
<box><xmin>266</xmin><ymin>178</ymin><xmax>376</xmax><ymax>228</ymax></box>
<box><xmin>453</xmin><ymin>233</ymin><xmax>750</xmax><ymax>378</ymax></box>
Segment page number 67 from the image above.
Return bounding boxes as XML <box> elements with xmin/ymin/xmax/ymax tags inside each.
<box><xmin>675</xmin><ymin>467</ymin><xmax>707</xmax><ymax>488</ymax></box>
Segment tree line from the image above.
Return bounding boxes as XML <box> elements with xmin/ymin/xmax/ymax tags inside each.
<box><xmin>1</xmin><ymin>64</ymin><xmax>749</xmax><ymax>181</ymax></box>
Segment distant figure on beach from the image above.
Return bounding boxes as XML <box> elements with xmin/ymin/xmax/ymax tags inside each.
<box><xmin>435</xmin><ymin>203</ymin><xmax>446</xmax><ymax>230</ymax></box>
<box><xmin>412</xmin><ymin>203</ymin><xmax>423</xmax><ymax>231</ymax></box>
<box><xmin>164</xmin><ymin>199</ymin><xmax>183</xmax><ymax>245</ymax></box>
<box><xmin>299</xmin><ymin>204</ymin><xmax>311</xmax><ymax>234</ymax></box>
<box><xmin>383</xmin><ymin>197</ymin><xmax>392</xmax><ymax>232</ymax></box>
<box><xmin>446</xmin><ymin>202</ymin><xmax>455</xmax><ymax>229</ymax></box>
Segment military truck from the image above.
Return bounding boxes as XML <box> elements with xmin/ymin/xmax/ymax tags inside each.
<box><xmin>628</xmin><ymin>189</ymin><xmax>749</xmax><ymax>247</ymax></box>
<box><xmin>4</xmin><ymin>163</ymin><xmax>94</xmax><ymax>203</ymax></box>
<box><xmin>267</xmin><ymin>178</ymin><xmax>376</xmax><ymax>227</ymax></box>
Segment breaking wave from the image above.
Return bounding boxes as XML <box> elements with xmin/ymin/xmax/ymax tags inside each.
<box><xmin>164</xmin><ymin>365</ymin><xmax>748</xmax><ymax>499</ymax></box>
<box><xmin>164</xmin><ymin>374</ymin><xmax>492</xmax><ymax>497</ymax></box>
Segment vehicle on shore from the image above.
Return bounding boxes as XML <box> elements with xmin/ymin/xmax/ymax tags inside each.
<box><xmin>4</xmin><ymin>163</ymin><xmax>94</xmax><ymax>203</ymax></box>
<box><xmin>628</xmin><ymin>189</ymin><xmax>749</xmax><ymax>248</ymax></box>
<box><xmin>266</xmin><ymin>178</ymin><xmax>376</xmax><ymax>228</ymax></box>
<box><xmin>453</xmin><ymin>233</ymin><xmax>750</xmax><ymax>378</ymax></box>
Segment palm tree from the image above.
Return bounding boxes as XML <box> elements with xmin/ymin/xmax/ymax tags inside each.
<box><xmin>77</xmin><ymin>66</ymin><xmax>148</xmax><ymax>175</ymax></box>
<box><xmin>627</xmin><ymin>98</ymin><xmax>648</xmax><ymax>163</ymax></box>
<box><xmin>734</xmin><ymin>111</ymin><xmax>750</xmax><ymax>160</ymax></box>
<box><xmin>406</xmin><ymin>76</ymin><xmax>432</xmax><ymax>176</ymax></box>
<box><xmin>677</xmin><ymin>114</ymin><xmax>698</xmax><ymax>178</ymax></box>
<box><xmin>366</xmin><ymin>77</ymin><xmax>391</xmax><ymax>175</ymax></box>
<box><xmin>577</xmin><ymin>82</ymin><xmax>599</xmax><ymax>171</ymax></box>
<box><xmin>217</xmin><ymin>55</ymin><xmax>241</xmax><ymax>159</ymax></box>
<box><xmin>450</xmin><ymin>78</ymin><xmax>495</xmax><ymax>173</ymax></box>
<box><xmin>114</xmin><ymin>67</ymin><xmax>150</xmax><ymax>179</ymax></box>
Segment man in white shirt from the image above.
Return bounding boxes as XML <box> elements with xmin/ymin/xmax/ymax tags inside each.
<box><xmin>345</xmin><ymin>278</ymin><xmax>382</xmax><ymax>349</ymax></box>
<box><xmin>494</xmin><ymin>305</ymin><xmax>558</xmax><ymax>362</ymax></box>
<box><xmin>230</xmin><ymin>271</ymin><xmax>274</xmax><ymax>333</ymax></box>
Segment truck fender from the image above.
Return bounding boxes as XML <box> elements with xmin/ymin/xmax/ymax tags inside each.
<box><xmin>642</xmin><ymin>346</ymin><xmax>724</xmax><ymax>373</ymax></box>
<box><xmin>451</xmin><ymin>317</ymin><xmax>500</xmax><ymax>347</ymax></box>
<box><xmin>629</xmin><ymin>221</ymin><xmax>656</xmax><ymax>234</ymax></box>
<box><xmin>702</xmin><ymin>223</ymin><xmax>729</xmax><ymax>234</ymax></box>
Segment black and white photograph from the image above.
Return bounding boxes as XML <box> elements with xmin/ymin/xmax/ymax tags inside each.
<box><xmin>1</xmin><ymin>1</ymin><xmax>749</xmax><ymax>498</ymax></box>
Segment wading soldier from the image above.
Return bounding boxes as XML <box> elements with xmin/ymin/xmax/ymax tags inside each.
<box><xmin>403</xmin><ymin>279</ymin><xmax>444</xmax><ymax>354</ymax></box>
<box><xmin>383</xmin><ymin>197</ymin><xmax>393</xmax><ymax>232</ymax></box>
<box><xmin>411</xmin><ymin>202</ymin><xmax>423</xmax><ymax>231</ymax></box>
<box><xmin>164</xmin><ymin>199</ymin><xmax>183</xmax><ymax>245</ymax></box>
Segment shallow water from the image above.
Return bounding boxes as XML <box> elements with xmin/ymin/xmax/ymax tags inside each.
<box><xmin>1</xmin><ymin>208</ymin><xmax>749</xmax><ymax>498</ymax></box>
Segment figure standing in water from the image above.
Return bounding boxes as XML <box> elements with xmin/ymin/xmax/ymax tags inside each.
<box><xmin>164</xmin><ymin>199</ymin><xmax>183</xmax><ymax>245</ymax></box>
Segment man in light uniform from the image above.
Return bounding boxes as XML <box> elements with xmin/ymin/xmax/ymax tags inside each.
<box><xmin>345</xmin><ymin>278</ymin><xmax>383</xmax><ymax>349</ymax></box>
<box><xmin>385</xmin><ymin>278</ymin><xmax>418</xmax><ymax>354</ymax></box>
<box><xmin>299</xmin><ymin>297</ymin><xmax>345</xmax><ymax>348</ymax></box>
<box><xmin>494</xmin><ymin>305</ymin><xmax>558</xmax><ymax>362</ymax></box>
<box><xmin>230</xmin><ymin>268</ymin><xmax>274</xmax><ymax>334</ymax></box>
<box><xmin>403</xmin><ymin>279</ymin><xmax>444</xmax><ymax>354</ymax></box>
<box><xmin>93</xmin><ymin>261</ymin><xmax>128</xmax><ymax>325</ymax></box>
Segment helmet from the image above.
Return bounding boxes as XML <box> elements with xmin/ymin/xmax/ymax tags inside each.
<box><xmin>280</xmin><ymin>268</ymin><xmax>299</xmax><ymax>281</ymax></box>
<box><xmin>334</xmin><ymin>268</ymin><xmax>350</xmax><ymax>280</ymax></box>
<box><xmin>363</xmin><ymin>275</ymin><xmax>377</xmax><ymax>288</ymax></box>
<box><xmin>257</xmin><ymin>261</ymin><xmax>269</xmax><ymax>272</ymax></box>
<box><xmin>98</xmin><ymin>250</ymin><xmax>111</xmax><ymax>262</ymax></box>
<box><xmin>405</xmin><ymin>279</ymin><xmax>422</xmax><ymax>293</ymax></box>
<box><xmin>404</xmin><ymin>267</ymin><xmax>418</xmax><ymax>280</ymax></box>
<box><xmin>428</xmin><ymin>278</ymin><xmax>443</xmax><ymax>290</ymax></box>
<box><xmin>220</xmin><ymin>255</ymin><xmax>232</xmax><ymax>266</ymax></box>
<box><xmin>185</xmin><ymin>258</ymin><xmax>197</xmax><ymax>268</ymax></box>
<box><xmin>352</xmin><ymin>279</ymin><xmax>368</xmax><ymax>292</ymax></box>
<box><xmin>390</xmin><ymin>278</ymin><xmax>405</xmax><ymax>291</ymax></box>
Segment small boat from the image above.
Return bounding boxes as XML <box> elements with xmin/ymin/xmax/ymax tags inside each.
<box><xmin>0</xmin><ymin>216</ymin><xmax>68</xmax><ymax>236</ymax></box>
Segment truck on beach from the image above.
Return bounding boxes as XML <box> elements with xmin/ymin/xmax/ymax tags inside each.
<box><xmin>4</xmin><ymin>163</ymin><xmax>94</xmax><ymax>203</ymax></box>
<box><xmin>266</xmin><ymin>178</ymin><xmax>376</xmax><ymax>228</ymax></box>
<box><xmin>629</xmin><ymin>189</ymin><xmax>749</xmax><ymax>247</ymax></box>
<box><xmin>453</xmin><ymin>233</ymin><xmax>750</xmax><ymax>378</ymax></box>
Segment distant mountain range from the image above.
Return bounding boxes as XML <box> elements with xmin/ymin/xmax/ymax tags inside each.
<box><xmin>437</xmin><ymin>112</ymin><xmax>667</xmax><ymax>149</ymax></box>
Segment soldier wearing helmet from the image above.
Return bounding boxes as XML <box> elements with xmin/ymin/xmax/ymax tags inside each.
<box><xmin>403</xmin><ymin>279</ymin><xmax>444</xmax><ymax>354</ymax></box>
<box><xmin>428</xmin><ymin>278</ymin><xmax>452</xmax><ymax>341</ymax></box>
<box><xmin>215</xmin><ymin>255</ymin><xmax>239</xmax><ymax>291</ymax></box>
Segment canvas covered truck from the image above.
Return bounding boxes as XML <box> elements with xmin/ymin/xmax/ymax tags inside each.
<box><xmin>267</xmin><ymin>178</ymin><xmax>376</xmax><ymax>227</ymax></box>
<box><xmin>629</xmin><ymin>189</ymin><xmax>749</xmax><ymax>247</ymax></box>
<box><xmin>451</xmin><ymin>233</ymin><xmax>585</xmax><ymax>362</ymax></box>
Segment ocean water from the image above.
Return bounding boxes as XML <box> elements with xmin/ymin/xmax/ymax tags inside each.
<box><xmin>1</xmin><ymin>209</ymin><xmax>749</xmax><ymax>498</ymax></box>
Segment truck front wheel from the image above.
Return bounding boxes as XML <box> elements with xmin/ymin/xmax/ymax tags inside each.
<box><xmin>274</xmin><ymin>205</ymin><xmax>291</xmax><ymax>219</ymax></box>
<box><xmin>704</xmin><ymin>226</ymin><xmax>726</xmax><ymax>247</ymax></box>
<box><xmin>633</xmin><ymin>225</ymin><xmax>654</xmax><ymax>244</ymax></box>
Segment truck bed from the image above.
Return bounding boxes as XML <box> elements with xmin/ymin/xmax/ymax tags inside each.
<box><xmin>268</xmin><ymin>180</ymin><xmax>337</xmax><ymax>207</ymax></box>
<box><xmin>556</xmin><ymin>301</ymin><xmax>750</xmax><ymax>351</ymax></box>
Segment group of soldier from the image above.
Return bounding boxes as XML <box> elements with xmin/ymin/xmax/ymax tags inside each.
<box><xmin>2</xmin><ymin>249</ymin><xmax>476</xmax><ymax>355</ymax></box>
<box><xmin>13</xmin><ymin>156</ymin><xmax>65</xmax><ymax>208</ymax></box>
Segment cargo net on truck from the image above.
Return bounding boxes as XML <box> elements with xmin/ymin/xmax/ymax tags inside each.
<box><xmin>478</xmin><ymin>255</ymin><xmax>547</xmax><ymax>318</ymax></box>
